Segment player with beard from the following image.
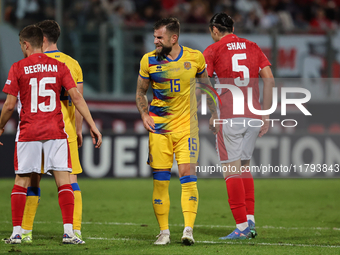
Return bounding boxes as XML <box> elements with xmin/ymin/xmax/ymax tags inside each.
<box><xmin>136</xmin><ymin>17</ymin><xmax>218</xmax><ymax>245</ymax></box>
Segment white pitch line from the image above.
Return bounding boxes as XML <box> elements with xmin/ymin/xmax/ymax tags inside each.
<box><xmin>1</xmin><ymin>221</ymin><xmax>340</xmax><ymax>231</ymax></box>
<box><xmin>86</xmin><ymin>237</ymin><xmax>340</xmax><ymax>248</ymax></box>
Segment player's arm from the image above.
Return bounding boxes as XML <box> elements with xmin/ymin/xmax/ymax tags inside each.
<box><xmin>259</xmin><ymin>66</ymin><xmax>275</xmax><ymax>137</ymax></box>
<box><xmin>196</xmin><ymin>69</ymin><xmax>219</xmax><ymax>135</ymax></box>
<box><xmin>68</xmin><ymin>87</ymin><xmax>102</xmax><ymax>148</ymax></box>
<box><xmin>75</xmin><ymin>82</ymin><xmax>83</xmax><ymax>147</ymax></box>
<box><xmin>0</xmin><ymin>94</ymin><xmax>17</xmax><ymax>145</ymax></box>
<box><xmin>136</xmin><ymin>75</ymin><xmax>155</xmax><ymax>132</ymax></box>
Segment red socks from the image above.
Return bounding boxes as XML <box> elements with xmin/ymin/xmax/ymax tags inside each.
<box><xmin>11</xmin><ymin>185</ymin><xmax>27</xmax><ymax>227</ymax></box>
<box><xmin>225</xmin><ymin>175</ymin><xmax>247</xmax><ymax>224</ymax></box>
<box><xmin>241</xmin><ymin>170</ymin><xmax>255</xmax><ymax>215</ymax></box>
<box><xmin>58</xmin><ymin>184</ymin><xmax>74</xmax><ymax>224</ymax></box>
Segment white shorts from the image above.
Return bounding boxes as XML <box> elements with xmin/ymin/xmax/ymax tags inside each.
<box><xmin>216</xmin><ymin>118</ymin><xmax>261</xmax><ymax>163</ymax></box>
<box><xmin>14</xmin><ymin>139</ymin><xmax>72</xmax><ymax>175</ymax></box>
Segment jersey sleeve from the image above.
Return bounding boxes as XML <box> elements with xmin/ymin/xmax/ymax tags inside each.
<box><xmin>75</xmin><ymin>61</ymin><xmax>83</xmax><ymax>84</ymax></box>
<box><xmin>60</xmin><ymin>63</ymin><xmax>77</xmax><ymax>91</ymax></box>
<box><xmin>203</xmin><ymin>46</ymin><xmax>214</xmax><ymax>77</ymax></box>
<box><xmin>2</xmin><ymin>64</ymin><xmax>19</xmax><ymax>97</ymax></box>
<box><xmin>196</xmin><ymin>51</ymin><xmax>206</xmax><ymax>75</ymax></box>
<box><xmin>257</xmin><ymin>44</ymin><xmax>271</xmax><ymax>70</ymax></box>
<box><xmin>139</xmin><ymin>54</ymin><xmax>150</xmax><ymax>79</ymax></box>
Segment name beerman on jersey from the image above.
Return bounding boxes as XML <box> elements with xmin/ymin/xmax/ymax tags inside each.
<box><xmin>24</xmin><ymin>64</ymin><xmax>58</xmax><ymax>74</ymax></box>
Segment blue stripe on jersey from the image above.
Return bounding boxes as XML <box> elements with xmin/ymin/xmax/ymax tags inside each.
<box><xmin>139</xmin><ymin>74</ymin><xmax>149</xmax><ymax>79</ymax></box>
<box><xmin>149</xmin><ymin>72</ymin><xmax>170</xmax><ymax>83</ymax></box>
<box><xmin>149</xmin><ymin>105</ymin><xmax>171</xmax><ymax>117</ymax></box>
<box><xmin>153</xmin><ymin>171</ymin><xmax>171</xmax><ymax>181</ymax></box>
<box><xmin>197</xmin><ymin>68</ymin><xmax>205</xmax><ymax>75</ymax></box>
<box><xmin>154</xmin><ymin>123</ymin><xmax>169</xmax><ymax>134</ymax></box>
<box><xmin>153</xmin><ymin>89</ymin><xmax>172</xmax><ymax>101</ymax></box>
<box><xmin>180</xmin><ymin>175</ymin><xmax>197</xmax><ymax>184</ymax></box>
<box><xmin>148</xmin><ymin>56</ymin><xmax>168</xmax><ymax>65</ymax></box>
<box><xmin>27</xmin><ymin>187</ymin><xmax>40</xmax><ymax>196</ymax></box>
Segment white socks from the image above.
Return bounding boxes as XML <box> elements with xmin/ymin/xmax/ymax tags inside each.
<box><xmin>236</xmin><ymin>222</ymin><xmax>248</xmax><ymax>232</ymax></box>
<box><xmin>161</xmin><ymin>229</ymin><xmax>170</xmax><ymax>235</ymax></box>
<box><xmin>247</xmin><ymin>214</ymin><xmax>255</xmax><ymax>223</ymax></box>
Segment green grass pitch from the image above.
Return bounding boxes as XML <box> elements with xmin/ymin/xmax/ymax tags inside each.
<box><xmin>0</xmin><ymin>178</ymin><xmax>340</xmax><ymax>254</ymax></box>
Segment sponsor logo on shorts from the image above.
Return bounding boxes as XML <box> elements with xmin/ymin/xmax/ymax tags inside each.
<box><xmin>154</xmin><ymin>199</ymin><xmax>162</xmax><ymax>204</ymax></box>
<box><xmin>189</xmin><ymin>196</ymin><xmax>197</xmax><ymax>202</ymax></box>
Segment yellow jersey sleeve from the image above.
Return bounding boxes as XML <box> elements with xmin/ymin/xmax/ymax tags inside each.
<box><xmin>139</xmin><ymin>54</ymin><xmax>150</xmax><ymax>79</ymax></box>
<box><xmin>197</xmin><ymin>51</ymin><xmax>206</xmax><ymax>75</ymax></box>
<box><xmin>75</xmin><ymin>61</ymin><xmax>83</xmax><ymax>84</ymax></box>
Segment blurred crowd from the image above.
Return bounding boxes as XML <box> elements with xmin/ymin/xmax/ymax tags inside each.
<box><xmin>3</xmin><ymin>0</ymin><xmax>340</xmax><ymax>33</ymax></box>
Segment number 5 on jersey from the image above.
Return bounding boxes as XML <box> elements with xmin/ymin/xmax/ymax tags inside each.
<box><xmin>29</xmin><ymin>77</ymin><xmax>56</xmax><ymax>113</ymax></box>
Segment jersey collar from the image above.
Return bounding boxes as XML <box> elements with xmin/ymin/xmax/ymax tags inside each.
<box><xmin>165</xmin><ymin>45</ymin><xmax>183</xmax><ymax>62</ymax></box>
<box><xmin>44</xmin><ymin>50</ymin><xmax>60</xmax><ymax>53</ymax></box>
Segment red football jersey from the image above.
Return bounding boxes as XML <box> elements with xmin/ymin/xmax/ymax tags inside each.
<box><xmin>203</xmin><ymin>34</ymin><xmax>271</xmax><ymax>120</ymax></box>
<box><xmin>3</xmin><ymin>53</ymin><xmax>76</xmax><ymax>142</ymax></box>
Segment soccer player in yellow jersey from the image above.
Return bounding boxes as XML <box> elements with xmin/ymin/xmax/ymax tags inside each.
<box><xmin>136</xmin><ymin>18</ymin><xmax>218</xmax><ymax>245</ymax></box>
<box><xmin>21</xmin><ymin>20</ymin><xmax>85</xmax><ymax>242</ymax></box>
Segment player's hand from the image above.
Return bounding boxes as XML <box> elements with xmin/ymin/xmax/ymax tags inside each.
<box><xmin>142</xmin><ymin>113</ymin><xmax>155</xmax><ymax>133</ymax></box>
<box><xmin>0</xmin><ymin>128</ymin><xmax>4</xmax><ymax>145</ymax></box>
<box><xmin>259</xmin><ymin>115</ymin><xmax>270</xmax><ymax>137</ymax></box>
<box><xmin>90</xmin><ymin>126</ymin><xmax>102</xmax><ymax>148</ymax></box>
<box><xmin>77</xmin><ymin>132</ymin><xmax>83</xmax><ymax>147</ymax></box>
<box><xmin>209</xmin><ymin>114</ymin><xmax>219</xmax><ymax>135</ymax></box>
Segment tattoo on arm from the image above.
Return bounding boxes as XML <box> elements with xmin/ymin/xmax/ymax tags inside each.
<box><xmin>196</xmin><ymin>70</ymin><xmax>216</xmax><ymax>115</ymax></box>
<box><xmin>136</xmin><ymin>76</ymin><xmax>150</xmax><ymax>116</ymax></box>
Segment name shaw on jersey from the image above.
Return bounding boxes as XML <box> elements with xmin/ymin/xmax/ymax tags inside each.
<box><xmin>24</xmin><ymin>64</ymin><xmax>58</xmax><ymax>74</ymax></box>
<box><xmin>227</xmin><ymin>42</ymin><xmax>246</xmax><ymax>50</ymax></box>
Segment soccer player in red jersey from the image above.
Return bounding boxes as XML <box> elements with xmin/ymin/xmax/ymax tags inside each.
<box><xmin>0</xmin><ymin>25</ymin><xmax>102</xmax><ymax>244</ymax></box>
<box><xmin>203</xmin><ymin>13</ymin><xmax>275</xmax><ymax>239</ymax></box>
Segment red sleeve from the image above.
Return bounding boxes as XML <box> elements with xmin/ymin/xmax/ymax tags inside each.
<box><xmin>60</xmin><ymin>62</ymin><xmax>76</xmax><ymax>91</ymax></box>
<box><xmin>2</xmin><ymin>64</ymin><xmax>19</xmax><ymax>97</ymax></box>
<box><xmin>203</xmin><ymin>46</ymin><xmax>214</xmax><ymax>77</ymax></box>
<box><xmin>257</xmin><ymin>44</ymin><xmax>271</xmax><ymax>70</ymax></box>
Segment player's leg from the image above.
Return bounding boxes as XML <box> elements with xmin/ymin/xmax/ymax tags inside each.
<box><xmin>43</xmin><ymin>139</ymin><xmax>84</xmax><ymax>244</ymax></box>
<box><xmin>175</xmin><ymin>130</ymin><xmax>199</xmax><ymax>245</ymax></box>
<box><xmin>6</xmin><ymin>141</ymin><xmax>42</xmax><ymax>244</ymax></box>
<box><xmin>149</xmin><ymin>133</ymin><xmax>173</xmax><ymax>245</ymax></box>
<box><xmin>68</xmin><ymin>139</ymin><xmax>83</xmax><ymax>239</ymax></box>
<box><xmin>240</xmin><ymin>121</ymin><xmax>261</xmax><ymax>237</ymax></box>
<box><xmin>21</xmin><ymin>172</ymin><xmax>41</xmax><ymax>243</ymax></box>
<box><xmin>241</xmin><ymin>160</ymin><xmax>256</xmax><ymax>237</ymax></box>
<box><xmin>217</xmin><ymin>120</ymin><xmax>251</xmax><ymax>240</ymax></box>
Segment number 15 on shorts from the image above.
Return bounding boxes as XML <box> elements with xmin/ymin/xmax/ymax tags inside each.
<box><xmin>188</xmin><ymin>138</ymin><xmax>197</xmax><ymax>151</ymax></box>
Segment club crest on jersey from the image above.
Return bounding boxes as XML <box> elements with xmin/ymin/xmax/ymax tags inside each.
<box><xmin>156</xmin><ymin>65</ymin><xmax>162</xmax><ymax>71</ymax></box>
<box><xmin>184</xmin><ymin>62</ymin><xmax>191</xmax><ymax>70</ymax></box>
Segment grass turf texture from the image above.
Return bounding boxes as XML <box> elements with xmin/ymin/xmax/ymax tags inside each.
<box><xmin>0</xmin><ymin>178</ymin><xmax>340</xmax><ymax>254</ymax></box>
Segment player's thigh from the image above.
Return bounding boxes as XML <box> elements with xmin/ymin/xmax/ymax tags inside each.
<box><xmin>42</xmin><ymin>139</ymin><xmax>72</xmax><ymax>174</ymax></box>
<box><xmin>217</xmin><ymin>118</ymin><xmax>247</xmax><ymax>163</ymax></box>
<box><xmin>173</xmin><ymin>129</ymin><xmax>199</xmax><ymax>166</ymax></box>
<box><xmin>241</xmin><ymin>119</ymin><xmax>261</xmax><ymax>161</ymax></box>
<box><xmin>68</xmin><ymin>139</ymin><xmax>82</xmax><ymax>175</ymax></box>
<box><xmin>148</xmin><ymin>132</ymin><xmax>173</xmax><ymax>169</ymax></box>
<box><xmin>15</xmin><ymin>141</ymin><xmax>43</xmax><ymax>174</ymax></box>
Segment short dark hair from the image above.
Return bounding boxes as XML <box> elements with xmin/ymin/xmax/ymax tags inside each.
<box><xmin>154</xmin><ymin>17</ymin><xmax>180</xmax><ymax>36</ymax></box>
<box><xmin>209</xmin><ymin>13</ymin><xmax>234</xmax><ymax>33</ymax></box>
<box><xmin>36</xmin><ymin>20</ymin><xmax>60</xmax><ymax>44</ymax></box>
<box><xmin>19</xmin><ymin>25</ymin><xmax>43</xmax><ymax>49</ymax></box>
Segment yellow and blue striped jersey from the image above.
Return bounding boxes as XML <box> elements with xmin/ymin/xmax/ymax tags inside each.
<box><xmin>139</xmin><ymin>45</ymin><xmax>205</xmax><ymax>134</ymax></box>
<box><xmin>45</xmin><ymin>50</ymin><xmax>83</xmax><ymax>142</ymax></box>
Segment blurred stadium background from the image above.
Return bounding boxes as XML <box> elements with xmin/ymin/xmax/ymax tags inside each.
<box><xmin>1</xmin><ymin>0</ymin><xmax>340</xmax><ymax>179</ymax></box>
